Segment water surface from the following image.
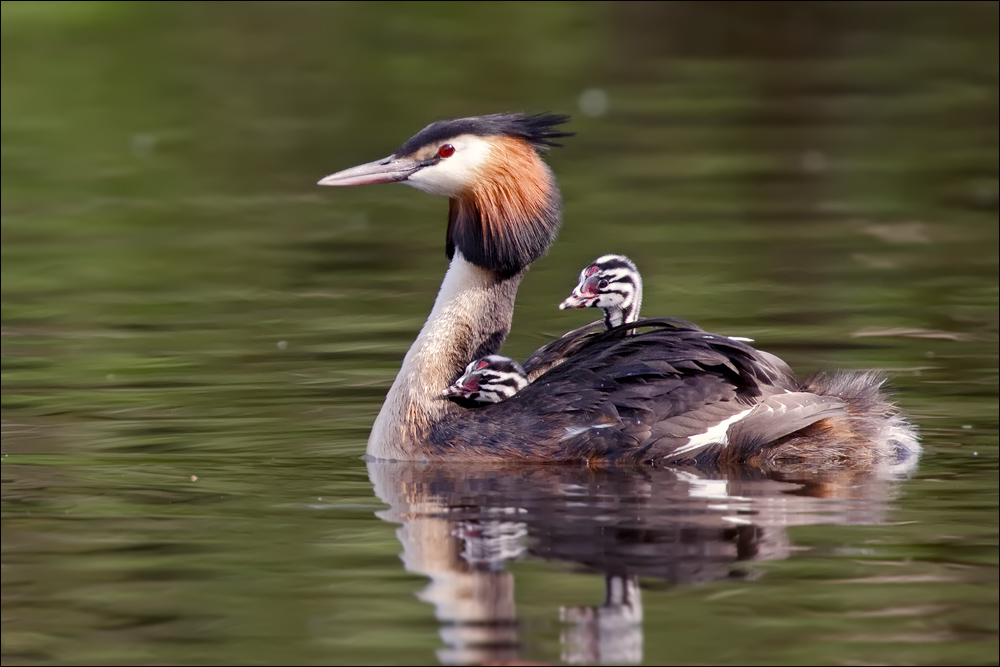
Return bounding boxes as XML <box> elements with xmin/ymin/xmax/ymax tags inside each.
<box><xmin>2</xmin><ymin>2</ymin><xmax>997</xmax><ymax>665</ymax></box>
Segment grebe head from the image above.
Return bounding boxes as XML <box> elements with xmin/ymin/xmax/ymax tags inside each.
<box><xmin>319</xmin><ymin>113</ymin><xmax>572</xmax><ymax>277</ymax></box>
<box><xmin>559</xmin><ymin>254</ymin><xmax>643</xmax><ymax>328</ymax></box>
<box><xmin>443</xmin><ymin>355</ymin><xmax>528</xmax><ymax>405</ymax></box>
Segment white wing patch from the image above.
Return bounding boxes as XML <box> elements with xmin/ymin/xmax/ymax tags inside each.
<box><xmin>670</xmin><ymin>407</ymin><xmax>755</xmax><ymax>456</ymax></box>
<box><xmin>562</xmin><ymin>423</ymin><xmax>616</xmax><ymax>440</ymax></box>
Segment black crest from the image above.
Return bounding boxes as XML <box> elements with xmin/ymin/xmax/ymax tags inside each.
<box><xmin>395</xmin><ymin>112</ymin><xmax>573</xmax><ymax>157</ymax></box>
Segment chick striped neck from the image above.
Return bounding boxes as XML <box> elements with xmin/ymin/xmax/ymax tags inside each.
<box><xmin>604</xmin><ymin>274</ymin><xmax>642</xmax><ymax>328</ymax></box>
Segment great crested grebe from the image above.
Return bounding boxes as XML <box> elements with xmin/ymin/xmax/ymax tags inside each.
<box><xmin>445</xmin><ymin>255</ymin><xmax>644</xmax><ymax>406</ymax></box>
<box><xmin>318</xmin><ymin>112</ymin><xmax>919</xmax><ymax>466</ymax></box>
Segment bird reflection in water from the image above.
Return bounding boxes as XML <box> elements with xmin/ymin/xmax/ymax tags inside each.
<box><xmin>561</xmin><ymin>575</ymin><xmax>643</xmax><ymax>665</ymax></box>
<box><xmin>369</xmin><ymin>459</ymin><xmax>917</xmax><ymax>665</ymax></box>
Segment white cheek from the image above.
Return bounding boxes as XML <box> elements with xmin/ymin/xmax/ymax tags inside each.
<box><xmin>407</xmin><ymin>166</ymin><xmax>465</xmax><ymax>196</ymax></box>
<box><xmin>405</xmin><ymin>137</ymin><xmax>493</xmax><ymax>197</ymax></box>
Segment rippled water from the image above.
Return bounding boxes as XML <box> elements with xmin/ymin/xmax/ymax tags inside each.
<box><xmin>3</xmin><ymin>2</ymin><xmax>997</xmax><ymax>665</ymax></box>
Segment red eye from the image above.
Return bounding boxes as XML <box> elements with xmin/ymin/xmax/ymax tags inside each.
<box><xmin>476</xmin><ymin>360</ymin><xmax>489</xmax><ymax>370</ymax></box>
<box><xmin>438</xmin><ymin>144</ymin><xmax>455</xmax><ymax>158</ymax></box>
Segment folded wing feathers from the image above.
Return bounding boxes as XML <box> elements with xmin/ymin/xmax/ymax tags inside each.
<box><xmin>727</xmin><ymin>392</ymin><xmax>848</xmax><ymax>454</ymax></box>
<box><xmin>432</xmin><ymin>317</ymin><xmax>824</xmax><ymax>463</ymax></box>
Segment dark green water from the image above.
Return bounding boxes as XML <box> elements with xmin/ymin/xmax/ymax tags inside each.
<box><xmin>2</xmin><ymin>2</ymin><xmax>997</xmax><ymax>664</ymax></box>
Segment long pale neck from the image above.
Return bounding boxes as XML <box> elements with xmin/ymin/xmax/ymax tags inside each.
<box><xmin>367</xmin><ymin>253</ymin><xmax>522</xmax><ymax>460</ymax></box>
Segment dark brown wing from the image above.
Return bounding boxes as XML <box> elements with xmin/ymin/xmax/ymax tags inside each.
<box><xmin>429</xmin><ymin>318</ymin><xmax>811</xmax><ymax>464</ymax></box>
<box><xmin>521</xmin><ymin>320</ymin><xmax>605</xmax><ymax>381</ymax></box>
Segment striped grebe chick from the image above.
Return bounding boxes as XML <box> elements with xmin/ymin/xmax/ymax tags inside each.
<box><xmin>317</xmin><ymin>112</ymin><xmax>920</xmax><ymax>468</ymax></box>
<box><xmin>560</xmin><ymin>254</ymin><xmax>642</xmax><ymax>329</ymax></box>
<box><xmin>443</xmin><ymin>355</ymin><xmax>528</xmax><ymax>405</ymax></box>
<box><xmin>559</xmin><ymin>255</ymin><xmax>755</xmax><ymax>343</ymax></box>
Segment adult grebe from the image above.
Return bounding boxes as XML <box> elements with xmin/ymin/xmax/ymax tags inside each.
<box><xmin>318</xmin><ymin>112</ymin><xmax>919</xmax><ymax>467</ymax></box>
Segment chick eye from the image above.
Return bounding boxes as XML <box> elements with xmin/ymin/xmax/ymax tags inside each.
<box><xmin>598</xmin><ymin>279</ymin><xmax>609</xmax><ymax>289</ymax></box>
<box><xmin>438</xmin><ymin>144</ymin><xmax>456</xmax><ymax>158</ymax></box>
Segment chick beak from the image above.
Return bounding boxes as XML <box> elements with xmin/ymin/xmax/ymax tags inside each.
<box><xmin>559</xmin><ymin>292</ymin><xmax>590</xmax><ymax>310</ymax></box>
<box><xmin>559</xmin><ymin>279</ymin><xmax>599</xmax><ymax>310</ymax></box>
<box><xmin>443</xmin><ymin>375</ymin><xmax>479</xmax><ymax>397</ymax></box>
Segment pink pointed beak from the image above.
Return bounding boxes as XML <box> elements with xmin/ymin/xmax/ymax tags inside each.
<box><xmin>559</xmin><ymin>292</ymin><xmax>590</xmax><ymax>310</ymax></box>
<box><xmin>443</xmin><ymin>375</ymin><xmax>479</xmax><ymax>397</ymax></box>
<box><xmin>318</xmin><ymin>155</ymin><xmax>425</xmax><ymax>187</ymax></box>
<box><xmin>559</xmin><ymin>278</ymin><xmax>600</xmax><ymax>310</ymax></box>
